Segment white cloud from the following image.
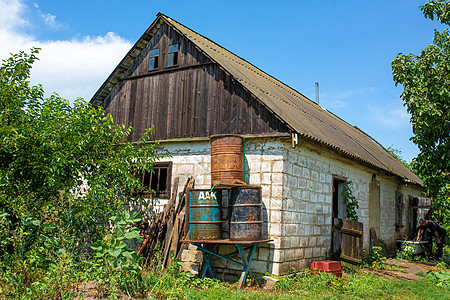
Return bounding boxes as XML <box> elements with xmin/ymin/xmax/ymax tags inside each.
<box><xmin>0</xmin><ymin>0</ymin><xmax>132</xmax><ymax>102</ymax></box>
<box><xmin>368</xmin><ymin>101</ymin><xmax>411</xmax><ymax>131</ymax></box>
<box><xmin>320</xmin><ymin>87</ymin><xmax>377</xmax><ymax>109</ymax></box>
<box><xmin>323</xmin><ymin>87</ymin><xmax>377</xmax><ymax>100</ymax></box>
<box><xmin>41</xmin><ymin>13</ymin><xmax>57</xmax><ymax>28</ymax></box>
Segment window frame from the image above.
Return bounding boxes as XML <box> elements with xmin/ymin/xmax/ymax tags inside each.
<box><xmin>149</xmin><ymin>48</ymin><xmax>160</xmax><ymax>71</ymax></box>
<box><xmin>167</xmin><ymin>44</ymin><xmax>179</xmax><ymax>67</ymax></box>
<box><xmin>395</xmin><ymin>191</ymin><xmax>404</xmax><ymax>231</ymax></box>
<box><xmin>135</xmin><ymin>162</ymin><xmax>172</xmax><ymax>198</ymax></box>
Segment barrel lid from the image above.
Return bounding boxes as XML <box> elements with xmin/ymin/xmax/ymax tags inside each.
<box><xmin>209</xmin><ymin>134</ymin><xmax>243</xmax><ymax>139</ymax></box>
<box><xmin>211</xmin><ymin>183</ymin><xmax>261</xmax><ymax>189</ymax></box>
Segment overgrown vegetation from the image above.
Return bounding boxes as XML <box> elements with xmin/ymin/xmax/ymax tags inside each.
<box><xmin>343</xmin><ymin>181</ymin><xmax>359</xmax><ymax>222</ymax></box>
<box><xmin>364</xmin><ymin>246</ymin><xmax>387</xmax><ymax>269</ymax></box>
<box><xmin>0</xmin><ymin>49</ymin><xmax>166</xmax><ymax>298</ymax></box>
<box><xmin>392</xmin><ymin>0</ymin><xmax>450</xmax><ymax>225</ymax></box>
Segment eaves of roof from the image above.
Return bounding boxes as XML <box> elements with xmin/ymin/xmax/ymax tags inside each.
<box><xmin>90</xmin><ymin>13</ymin><xmax>422</xmax><ymax>186</ymax></box>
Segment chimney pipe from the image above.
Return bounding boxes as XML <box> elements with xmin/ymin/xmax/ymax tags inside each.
<box><xmin>315</xmin><ymin>82</ymin><xmax>319</xmax><ymax>105</ymax></box>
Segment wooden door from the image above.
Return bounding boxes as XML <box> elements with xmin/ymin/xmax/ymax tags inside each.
<box><xmin>332</xmin><ymin>218</ymin><xmax>363</xmax><ymax>265</ymax></box>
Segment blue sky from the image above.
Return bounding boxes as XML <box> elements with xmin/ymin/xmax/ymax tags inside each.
<box><xmin>0</xmin><ymin>0</ymin><xmax>446</xmax><ymax>162</ymax></box>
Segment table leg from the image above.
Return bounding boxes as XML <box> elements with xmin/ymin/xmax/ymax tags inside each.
<box><xmin>236</xmin><ymin>243</ymin><xmax>257</xmax><ymax>289</ymax></box>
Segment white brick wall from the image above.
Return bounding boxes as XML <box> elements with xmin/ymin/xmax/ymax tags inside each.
<box><xmin>147</xmin><ymin>137</ymin><xmax>422</xmax><ymax>276</ymax></box>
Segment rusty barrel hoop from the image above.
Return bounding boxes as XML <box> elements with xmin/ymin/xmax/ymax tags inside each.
<box><xmin>210</xmin><ymin>134</ymin><xmax>244</xmax><ymax>185</ymax></box>
<box><xmin>189</xmin><ymin>189</ymin><xmax>222</xmax><ymax>240</ymax></box>
<box><xmin>229</xmin><ymin>186</ymin><xmax>263</xmax><ymax>241</ymax></box>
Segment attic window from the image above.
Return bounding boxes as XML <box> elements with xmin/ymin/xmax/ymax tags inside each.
<box><xmin>149</xmin><ymin>48</ymin><xmax>159</xmax><ymax>70</ymax></box>
<box><xmin>168</xmin><ymin>44</ymin><xmax>179</xmax><ymax>67</ymax></box>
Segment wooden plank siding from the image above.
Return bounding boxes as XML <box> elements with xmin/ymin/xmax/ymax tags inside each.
<box><xmin>102</xmin><ymin>23</ymin><xmax>289</xmax><ymax>141</ymax></box>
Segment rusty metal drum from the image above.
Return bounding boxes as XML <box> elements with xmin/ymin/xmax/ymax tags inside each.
<box><xmin>210</xmin><ymin>135</ymin><xmax>244</xmax><ymax>185</ymax></box>
<box><xmin>229</xmin><ymin>186</ymin><xmax>263</xmax><ymax>241</ymax></box>
<box><xmin>189</xmin><ymin>189</ymin><xmax>222</xmax><ymax>240</ymax></box>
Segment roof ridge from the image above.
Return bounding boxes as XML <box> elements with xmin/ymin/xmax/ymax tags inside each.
<box><xmin>91</xmin><ymin>13</ymin><xmax>422</xmax><ymax>185</ymax></box>
<box><xmin>162</xmin><ymin>15</ymin><xmax>377</xmax><ymax>144</ymax></box>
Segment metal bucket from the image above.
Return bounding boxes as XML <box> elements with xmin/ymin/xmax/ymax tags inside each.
<box><xmin>229</xmin><ymin>186</ymin><xmax>263</xmax><ymax>241</ymax></box>
<box><xmin>189</xmin><ymin>189</ymin><xmax>222</xmax><ymax>240</ymax></box>
<box><xmin>210</xmin><ymin>135</ymin><xmax>244</xmax><ymax>185</ymax></box>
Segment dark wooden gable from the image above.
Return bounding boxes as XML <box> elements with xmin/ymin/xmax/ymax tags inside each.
<box><xmin>102</xmin><ymin>21</ymin><xmax>290</xmax><ymax>142</ymax></box>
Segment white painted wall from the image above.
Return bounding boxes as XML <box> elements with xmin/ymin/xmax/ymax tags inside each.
<box><xmin>146</xmin><ymin>137</ymin><xmax>422</xmax><ymax>276</ymax></box>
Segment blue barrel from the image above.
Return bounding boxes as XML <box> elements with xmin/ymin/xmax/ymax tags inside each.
<box><xmin>189</xmin><ymin>189</ymin><xmax>222</xmax><ymax>240</ymax></box>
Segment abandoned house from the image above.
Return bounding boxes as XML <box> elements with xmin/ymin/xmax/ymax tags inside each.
<box><xmin>90</xmin><ymin>13</ymin><xmax>423</xmax><ymax>276</ymax></box>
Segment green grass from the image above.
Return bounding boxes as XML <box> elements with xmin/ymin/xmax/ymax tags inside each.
<box><xmin>1</xmin><ymin>256</ymin><xmax>449</xmax><ymax>299</ymax></box>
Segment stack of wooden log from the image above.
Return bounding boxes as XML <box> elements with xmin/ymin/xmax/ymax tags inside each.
<box><xmin>138</xmin><ymin>176</ymin><xmax>194</xmax><ymax>267</ymax></box>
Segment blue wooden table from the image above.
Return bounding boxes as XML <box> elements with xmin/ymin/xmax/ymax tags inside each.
<box><xmin>183</xmin><ymin>239</ymin><xmax>272</xmax><ymax>289</ymax></box>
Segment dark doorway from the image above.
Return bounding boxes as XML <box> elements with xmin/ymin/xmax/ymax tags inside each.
<box><xmin>331</xmin><ymin>177</ymin><xmax>346</xmax><ymax>258</ymax></box>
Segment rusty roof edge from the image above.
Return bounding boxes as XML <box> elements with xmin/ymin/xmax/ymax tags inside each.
<box><xmin>89</xmin><ymin>14</ymin><xmax>165</xmax><ymax>105</ymax></box>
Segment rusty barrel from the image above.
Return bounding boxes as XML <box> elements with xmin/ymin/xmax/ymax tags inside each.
<box><xmin>189</xmin><ymin>189</ymin><xmax>222</xmax><ymax>240</ymax></box>
<box><xmin>210</xmin><ymin>135</ymin><xmax>244</xmax><ymax>185</ymax></box>
<box><xmin>229</xmin><ymin>186</ymin><xmax>263</xmax><ymax>241</ymax></box>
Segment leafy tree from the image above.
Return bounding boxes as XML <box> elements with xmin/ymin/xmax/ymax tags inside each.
<box><xmin>0</xmin><ymin>48</ymin><xmax>165</xmax><ymax>270</ymax></box>
<box><xmin>387</xmin><ymin>146</ymin><xmax>412</xmax><ymax>171</ymax></box>
<box><xmin>392</xmin><ymin>0</ymin><xmax>450</xmax><ymax>224</ymax></box>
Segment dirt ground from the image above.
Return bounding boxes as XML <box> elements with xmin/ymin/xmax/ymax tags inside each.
<box><xmin>364</xmin><ymin>259</ymin><xmax>443</xmax><ymax>281</ymax></box>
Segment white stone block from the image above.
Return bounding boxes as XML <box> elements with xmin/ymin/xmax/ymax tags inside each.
<box><xmin>315</xmin><ymin>183</ymin><xmax>323</xmax><ymax>193</ymax></box>
<box><xmin>311</xmin><ymin>171</ymin><xmax>318</xmax><ymax>181</ymax></box>
<box><xmin>318</xmin><ymin>215</ymin><xmax>325</xmax><ymax>225</ymax></box>
<box><xmin>263</xmin><ymin>276</ymin><xmax>280</xmax><ymax>290</ymax></box>
<box><xmin>288</xmin><ymin>175</ymin><xmax>297</xmax><ymax>188</ymax></box>
<box><xmin>272</xmin><ymin>173</ymin><xmax>283</xmax><ymax>184</ymax></box>
<box><xmin>307</xmin><ymin>180</ymin><xmax>315</xmax><ymax>192</ymax></box>
<box><xmin>295</xmin><ymin>248</ymin><xmax>305</xmax><ymax>259</ymax></box>
<box><xmin>286</xmin><ymin>199</ymin><xmax>296</xmax><ymax>211</ymax></box>
<box><xmin>291</xmin><ymin>189</ymin><xmax>301</xmax><ymax>201</ymax></box>
<box><xmin>271</xmin><ymin>210</ymin><xmax>282</xmax><ymax>223</ymax></box>
<box><xmin>293</xmin><ymin>165</ymin><xmax>302</xmax><ymax>176</ymax></box>
<box><xmin>319</xmin><ymin>173</ymin><xmax>326</xmax><ymax>183</ymax></box>
<box><xmin>286</xmin><ymin>224</ymin><xmax>296</xmax><ymax>235</ymax></box>
<box><xmin>298</xmin><ymin>178</ymin><xmax>307</xmax><ymax>189</ymax></box>
<box><xmin>305</xmin><ymin>248</ymin><xmax>313</xmax><ymax>259</ymax></box>
<box><xmin>272</xmin><ymin>160</ymin><xmax>284</xmax><ymax>173</ymax></box>
<box><xmin>297</xmin><ymin>156</ymin><xmax>306</xmax><ymax>167</ymax></box>
<box><xmin>299</xmin><ymin>201</ymin><xmax>306</xmax><ymax>212</ymax></box>
<box><xmin>271</xmin><ymin>184</ymin><xmax>283</xmax><ymax>198</ymax></box>
<box><xmin>262</xmin><ymin>173</ymin><xmax>272</xmax><ymax>184</ymax></box>
<box><xmin>270</xmin><ymin>198</ymin><xmax>283</xmax><ymax>210</ymax></box>
<box><xmin>270</xmin><ymin>223</ymin><xmax>281</xmax><ymax>236</ymax></box>
<box><xmin>301</xmin><ymin>190</ymin><xmax>311</xmax><ymax>201</ymax></box>
<box><xmin>302</xmin><ymin>168</ymin><xmax>310</xmax><ymax>179</ymax></box>
<box><xmin>180</xmin><ymin>261</ymin><xmax>201</xmax><ymax>275</ymax></box>
<box><xmin>249</xmin><ymin>173</ymin><xmax>261</xmax><ymax>185</ymax></box>
<box><xmin>261</xmin><ymin>161</ymin><xmax>272</xmax><ymax>173</ymax></box>
<box><xmin>285</xmin><ymin>162</ymin><xmax>293</xmax><ymax>174</ymax></box>
<box><xmin>261</xmin><ymin>184</ymin><xmax>271</xmax><ymax>197</ymax></box>
<box><xmin>181</xmin><ymin>250</ymin><xmax>203</xmax><ymax>263</ymax></box>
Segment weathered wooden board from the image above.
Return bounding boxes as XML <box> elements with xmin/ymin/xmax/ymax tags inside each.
<box><xmin>102</xmin><ymin>23</ymin><xmax>289</xmax><ymax>142</ymax></box>
<box><xmin>333</xmin><ymin>218</ymin><xmax>364</xmax><ymax>265</ymax></box>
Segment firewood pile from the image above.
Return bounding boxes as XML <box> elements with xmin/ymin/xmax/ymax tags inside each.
<box><xmin>137</xmin><ymin>176</ymin><xmax>194</xmax><ymax>267</ymax></box>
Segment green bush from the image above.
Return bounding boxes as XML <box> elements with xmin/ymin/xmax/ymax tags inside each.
<box><xmin>364</xmin><ymin>246</ymin><xmax>387</xmax><ymax>269</ymax></box>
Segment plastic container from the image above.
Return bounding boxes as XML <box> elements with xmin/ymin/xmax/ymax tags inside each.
<box><xmin>310</xmin><ymin>261</ymin><xmax>342</xmax><ymax>278</ymax></box>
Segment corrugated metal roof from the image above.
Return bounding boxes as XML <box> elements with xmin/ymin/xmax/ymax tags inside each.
<box><xmin>90</xmin><ymin>13</ymin><xmax>422</xmax><ymax>185</ymax></box>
